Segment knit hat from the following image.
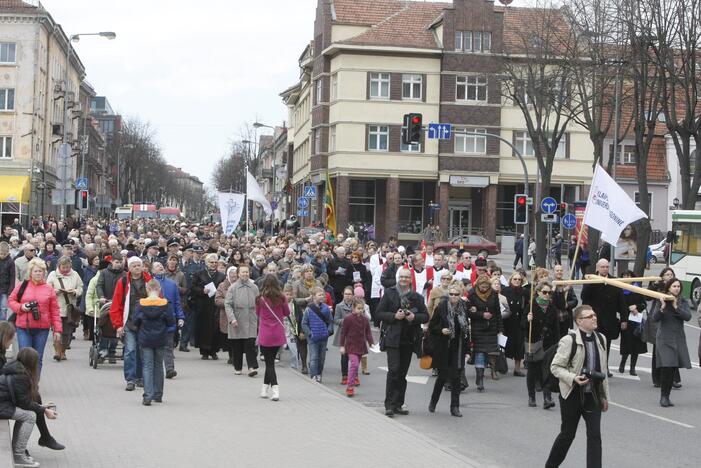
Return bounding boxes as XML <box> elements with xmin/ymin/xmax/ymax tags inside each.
<box><xmin>127</xmin><ymin>256</ymin><xmax>143</xmax><ymax>267</ymax></box>
<box><xmin>353</xmin><ymin>286</ymin><xmax>365</xmax><ymax>298</ymax></box>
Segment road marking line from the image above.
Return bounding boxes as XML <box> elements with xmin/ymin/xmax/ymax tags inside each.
<box><xmin>611</xmin><ymin>373</ymin><xmax>640</xmax><ymax>381</ymax></box>
<box><xmin>377</xmin><ymin>366</ymin><xmax>429</xmax><ymax>385</ymax></box>
<box><xmin>609</xmin><ymin>401</ymin><xmax>695</xmax><ymax>429</ymax></box>
<box><xmin>684</xmin><ymin>323</ymin><xmax>701</xmax><ymax>331</ymax></box>
<box><xmin>610</xmin><ymin>345</ymin><xmax>700</xmax><ymax>368</ymax></box>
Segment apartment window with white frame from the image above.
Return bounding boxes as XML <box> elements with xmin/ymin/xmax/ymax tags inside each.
<box><xmin>482</xmin><ymin>32</ymin><xmax>492</xmax><ymax>52</ymax></box>
<box><xmin>0</xmin><ymin>136</ymin><xmax>11</xmax><ymax>159</ymax></box>
<box><xmin>455</xmin><ymin>31</ymin><xmax>463</xmax><ymax>51</ymax></box>
<box><xmin>315</xmin><ymin>79</ymin><xmax>322</xmax><ymax>105</ymax></box>
<box><xmin>329</xmin><ymin>125</ymin><xmax>336</xmax><ymax>152</ymax></box>
<box><xmin>0</xmin><ymin>43</ymin><xmax>16</xmax><ymax>63</ymax></box>
<box><xmin>402</xmin><ymin>74</ymin><xmax>422</xmax><ymax>100</ymax></box>
<box><xmin>369</xmin><ymin>73</ymin><xmax>390</xmax><ymax>99</ymax></box>
<box><xmin>400</xmin><ymin>140</ymin><xmax>421</xmax><ymax>152</ymax></box>
<box><xmin>456</xmin><ymin>75</ymin><xmax>487</xmax><ymax>102</ymax></box>
<box><xmin>455</xmin><ymin>128</ymin><xmax>487</xmax><ymax>154</ymax></box>
<box><xmin>608</xmin><ymin>142</ymin><xmax>636</xmax><ymax>165</ymax></box>
<box><xmin>331</xmin><ymin>74</ymin><xmax>338</xmax><ymax>101</ymax></box>
<box><xmin>464</xmin><ymin>32</ymin><xmax>472</xmax><ymax>51</ymax></box>
<box><xmin>514</xmin><ymin>131</ymin><xmax>566</xmax><ymax>158</ymax></box>
<box><xmin>368</xmin><ymin>125</ymin><xmax>389</xmax><ymax>151</ymax></box>
<box><xmin>314</xmin><ymin>129</ymin><xmax>321</xmax><ymax>154</ymax></box>
<box><xmin>0</xmin><ymin>88</ymin><xmax>14</xmax><ymax>111</ymax></box>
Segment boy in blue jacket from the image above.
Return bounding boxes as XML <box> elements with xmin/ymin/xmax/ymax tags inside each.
<box><xmin>133</xmin><ymin>279</ymin><xmax>175</xmax><ymax>406</ymax></box>
<box><xmin>151</xmin><ymin>262</ymin><xmax>185</xmax><ymax>379</ymax></box>
<box><xmin>301</xmin><ymin>287</ymin><xmax>334</xmax><ymax>383</ymax></box>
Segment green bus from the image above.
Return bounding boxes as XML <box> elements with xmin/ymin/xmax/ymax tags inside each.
<box><xmin>670</xmin><ymin>210</ymin><xmax>701</xmax><ymax>306</ymax></box>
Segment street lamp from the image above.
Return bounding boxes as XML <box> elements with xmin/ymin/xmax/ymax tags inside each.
<box><xmin>254</xmin><ymin>122</ymin><xmax>278</xmax><ymax>234</ymax></box>
<box><xmin>673</xmin><ymin>197</ymin><xmax>680</xmax><ymax>209</ymax></box>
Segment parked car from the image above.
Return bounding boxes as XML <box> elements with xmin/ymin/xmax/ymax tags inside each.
<box><xmin>434</xmin><ymin>235</ymin><xmax>500</xmax><ymax>257</ymax></box>
<box><xmin>299</xmin><ymin>226</ymin><xmax>324</xmax><ymax>238</ymax></box>
<box><xmin>648</xmin><ymin>239</ymin><xmax>668</xmax><ymax>264</ymax></box>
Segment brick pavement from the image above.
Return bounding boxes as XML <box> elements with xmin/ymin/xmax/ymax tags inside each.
<box><xmin>19</xmin><ymin>338</ymin><xmax>488</xmax><ymax>468</ymax></box>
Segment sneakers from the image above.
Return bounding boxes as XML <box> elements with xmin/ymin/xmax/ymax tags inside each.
<box><xmin>234</xmin><ymin>370</ymin><xmax>242</xmax><ymax>375</ymax></box>
<box><xmin>166</xmin><ymin>369</ymin><xmax>177</xmax><ymax>379</ymax></box>
<box><xmin>271</xmin><ymin>385</ymin><xmax>280</xmax><ymax>401</ymax></box>
<box><xmin>13</xmin><ymin>454</ymin><xmax>39</xmax><ymax>467</ymax></box>
<box><xmin>179</xmin><ymin>346</ymin><xmax>190</xmax><ymax>352</ymax></box>
<box><xmin>345</xmin><ymin>387</ymin><xmax>354</xmax><ymax>397</ymax></box>
<box><xmin>125</xmin><ymin>381</ymin><xmax>136</xmax><ymax>391</ymax></box>
<box><xmin>341</xmin><ymin>376</ymin><xmax>348</xmax><ymax>385</ymax></box>
<box><xmin>248</xmin><ymin>368</ymin><xmax>258</xmax><ymax>377</ymax></box>
<box><xmin>260</xmin><ymin>384</ymin><xmax>270</xmax><ymax>398</ymax></box>
<box><xmin>136</xmin><ymin>379</ymin><xmax>144</xmax><ymax>388</ymax></box>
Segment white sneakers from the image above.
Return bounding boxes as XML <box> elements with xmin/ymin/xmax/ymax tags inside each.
<box><xmin>271</xmin><ymin>385</ymin><xmax>280</xmax><ymax>401</ymax></box>
<box><xmin>260</xmin><ymin>384</ymin><xmax>280</xmax><ymax>400</ymax></box>
<box><xmin>260</xmin><ymin>384</ymin><xmax>270</xmax><ymax>398</ymax></box>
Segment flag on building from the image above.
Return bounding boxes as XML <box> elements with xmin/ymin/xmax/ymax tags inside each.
<box><xmin>246</xmin><ymin>170</ymin><xmax>272</xmax><ymax>216</ymax></box>
<box><xmin>324</xmin><ymin>171</ymin><xmax>337</xmax><ymax>236</ymax></box>
<box><xmin>583</xmin><ymin>165</ymin><xmax>647</xmax><ymax>245</ymax></box>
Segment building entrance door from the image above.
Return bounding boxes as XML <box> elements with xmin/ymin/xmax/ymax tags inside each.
<box><xmin>449</xmin><ymin>207</ymin><xmax>471</xmax><ymax>238</ymax></box>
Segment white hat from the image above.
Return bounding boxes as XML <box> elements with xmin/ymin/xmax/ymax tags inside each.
<box><xmin>397</xmin><ymin>246</ymin><xmax>406</xmax><ymax>253</ymax></box>
<box><xmin>127</xmin><ymin>256</ymin><xmax>143</xmax><ymax>267</ymax></box>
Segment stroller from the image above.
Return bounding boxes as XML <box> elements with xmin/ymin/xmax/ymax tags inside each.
<box><xmin>88</xmin><ymin>301</ymin><xmax>124</xmax><ymax>369</ymax></box>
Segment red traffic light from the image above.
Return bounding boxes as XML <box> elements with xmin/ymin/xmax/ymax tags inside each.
<box><xmin>411</xmin><ymin>116</ymin><xmax>421</xmax><ymax>124</ymax></box>
<box><xmin>516</xmin><ymin>196</ymin><xmax>526</xmax><ymax>205</ymax></box>
<box><xmin>560</xmin><ymin>202</ymin><xmax>567</xmax><ymax>209</ymax></box>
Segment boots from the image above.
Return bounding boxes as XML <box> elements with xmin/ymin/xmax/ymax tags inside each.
<box><xmin>270</xmin><ymin>385</ymin><xmax>280</xmax><ymax>401</ymax></box>
<box><xmin>629</xmin><ymin>355</ymin><xmax>638</xmax><ymax>376</ymax></box>
<box><xmin>260</xmin><ymin>384</ymin><xmax>270</xmax><ymax>399</ymax></box>
<box><xmin>361</xmin><ymin>355</ymin><xmax>369</xmax><ymax>375</ymax></box>
<box><xmin>53</xmin><ymin>342</ymin><xmax>62</xmax><ymax>362</ymax></box>
<box><xmin>450</xmin><ymin>407</ymin><xmax>463</xmax><ymax>417</ymax></box>
<box><xmin>476</xmin><ymin>368</ymin><xmax>485</xmax><ymax>392</ymax></box>
<box><xmin>660</xmin><ymin>394</ymin><xmax>673</xmax><ymax>407</ymax></box>
<box><xmin>543</xmin><ymin>389</ymin><xmax>555</xmax><ymax>409</ymax></box>
<box><xmin>489</xmin><ymin>356</ymin><xmax>500</xmax><ymax>380</ymax></box>
<box><xmin>60</xmin><ymin>341</ymin><xmax>67</xmax><ymax>361</ymax></box>
<box><xmin>619</xmin><ymin>354</ymin><xmax>628</xmax><ymax>374</ymax></box>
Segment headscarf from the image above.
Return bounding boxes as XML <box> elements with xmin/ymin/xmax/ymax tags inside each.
<box><xmin>474</xmin><ymin>275</ymin><xmax>492</xmax><ymax>303</ymax></box>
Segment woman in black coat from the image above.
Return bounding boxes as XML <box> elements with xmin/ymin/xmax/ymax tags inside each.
<box><xmin>428</xmin><ymin>281</ymin><xmax>469</xmax><ymax>417</ymax></box>
<box><xmin>522</xmin><ymin>280</ymin><xmax>559</xmax><ymax>409</ymax></box>
<box><xmin>502</xmin><ymin>272</ymin><xmax>528</xmax><ymax>376</ymax></box>
<box><xmin>467</xmin><ymin>274</ymin><xmax>502</xmax><ymax>392</ymax></box>
<box><xmin>618</xmin><ymin>271</ymin><xmax>648</xmax><ymax>376</ymax></box>
<box><xmin>645</xmin><ymin>267</ymin><xmax>678</xmax><ymax>388</ymax></box>
<box><xmin>191</xmin><ymin>254</ymin><xmax>226</xmax><ymax>359</ymax></box>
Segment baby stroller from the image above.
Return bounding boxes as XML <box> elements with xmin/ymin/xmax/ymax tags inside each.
<box><xmin>88</xmin><ymin>301</ymin><xmax>123</xmax><ymax>369</ymax></box>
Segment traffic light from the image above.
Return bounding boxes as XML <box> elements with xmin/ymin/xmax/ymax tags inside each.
<box><xmin>514</xmin><ymin>194</ymin><xmax>528</xmax><ymax>224</ymax></box>
<box><xmin>402</xmin><ymin>113</ymin><xmax>423</xmax><ymax>145</ymax></box>
<box><xmin>559</xmin><ymin>202</ymin><xmax>568</xmax><ymax>217</ymax></box>
<box><xmin>78</xmin><ymin>189</ymin><xmax>89</xmax><ymax>210</ymax></box>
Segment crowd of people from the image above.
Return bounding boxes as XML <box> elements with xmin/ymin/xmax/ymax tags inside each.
<box><xmin>0</xmin><ymin>214</ymin><xmax>698</xmax><ymax>467</ymax></box>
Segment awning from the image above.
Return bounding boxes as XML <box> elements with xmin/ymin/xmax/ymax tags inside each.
<box><xmin>0</xmin><ymin>176</ymin><xmax>30</xmax><ymax>204</ymax></box>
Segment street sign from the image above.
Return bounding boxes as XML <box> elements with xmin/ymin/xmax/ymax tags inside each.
<box><xmin>541</xmin><ymin>213</ymin><xmax>559</xmax><ymax>224</ymax></box>
<box><xmin>303</xmin><ymin>185</ymin><xmax>317</xmax><ymax>198</ymax></box>
<box><xmin>541</xmin><ymin>196</ymin><xmax>558</xmax><ymax>214</ymax></box>
<box><xmin>427</xmin><ymin>123</ymin><xmax>452</xmax><ymax>140</ymax></box>
<box><xmin>562</xmin><ymin>213</ymin><xmax>576</xmax><ymax>230</ymax></box>
<box><xmin>297</xmin><ymin>197</ymin><xmax>309</xmax><ymax>209</ymax></box>
<box><xmin>76</xmin><ymin>177</ymin><xmax>88</xmax><ymax>190</ymax></box>
<box><xmin>297</xmin><ymin>209</ymin><xmax>308</xmax><ymax>217</ymax></box>
<box><xmin>271</xmin><ymin>201</ymin><xmax>279</xmax><ymax>210</ymax></box>
<box><xmin>526</xmin><ymin>197</ymin><xmax>534</xmax><ymax>205</ymax></box>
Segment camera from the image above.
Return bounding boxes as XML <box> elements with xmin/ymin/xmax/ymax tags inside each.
<box><xmin>26</xmin><ymin>301</ymin><xmax>40</xmax><ymax>320</ymax></box>
<box><xmin>580</xmin><ymin>367</ymin><xmax>606</xmax><ymax>382</ymax></box>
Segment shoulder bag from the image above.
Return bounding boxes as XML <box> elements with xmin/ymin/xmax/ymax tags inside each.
<box><xmin>7</xmin><ymin>280</ymin><xmax>29</xmax><ymax>324</ymax></box>
<box><xmin>58</xmin><ymin>277</ymin><xmax>81</xmax><ymax>324</ymax></box>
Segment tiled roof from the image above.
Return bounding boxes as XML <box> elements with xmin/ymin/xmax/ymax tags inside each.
<box><xmin>332</xmin><ymin>0</ymin><xmax>407</xmax><ymax>25</ymax></box>
<box><xmin>614</xmin><ymin>137</ymin><xmax>668</xmax><ymax>182</ymax></box>
<box><xmin>336</xmin><ymin>0</ymin><xmax>449</xmax><ymax>49</ymax></box>
<box><xmin>503</xmin><ymin>6</ymin><xmax>571</xmax><ymax>55</ymax></box>
<box><xmin>0</xmin><ymin>0</ymin><xmax>39</xmax><ymax>12</ymax></box>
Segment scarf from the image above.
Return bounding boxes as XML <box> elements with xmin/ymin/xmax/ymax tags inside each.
<box><xmin>475</xmin><ymin>286</ymin><xmax>491</xmax><ymax>303</ymax></box>
<box><xmin>304</xmin><ymin>278</ymin><xmax>315</xmax><ymax>290</ymax></box>
<box><xmin>447</xmin><ymin>300</ymin><xmax>470</xmax><ymax>340</ymax></box>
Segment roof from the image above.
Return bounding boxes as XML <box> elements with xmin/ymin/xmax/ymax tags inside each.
<box><xmin>333</xmin><ymin>0</ymin><xmax>449</xmax><ymax>50</ymax></box>
<box><xmin>0</xmin><ymin>0</ymin><xmax>40</xmax><ymax>12</ymax></box>
<box><xmin>502</xmin><ymin>6</ymin><xmax>572</xmax><ymax>55</ymax></box>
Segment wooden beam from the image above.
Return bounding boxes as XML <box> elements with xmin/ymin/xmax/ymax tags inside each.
<box><xmin>587</xmin><ymin>275</ymin><xmax>674</xmax><ymax>301</ymax></box>
<box><xmin>553</xmin><ymin>279</ymin><xmax>604</xmax><ymax>285</ymax></box>
<box><xmin>584</xmin><ymin>275</ymin><xmax>659</xmax><ymax>283</ymax></box>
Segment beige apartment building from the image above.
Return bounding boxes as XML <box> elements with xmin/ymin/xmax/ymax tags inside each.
<box><xmin>0</xmin><ymin>0</ymin><xmax>85</xmax><ymax>225</ymax></box>
<box><xmin>282</xmin><ymin>0</ymin><xmax>595</xmax><ymax>242</ymax></box>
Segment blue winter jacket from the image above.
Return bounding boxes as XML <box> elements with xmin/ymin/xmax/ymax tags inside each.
<box><xmin>154</xmin><ymin>274</ymin><xmax>185</xmax><ymax>333</ymax></box>
<box><xmin>301</xmin><ymin>302</ymin><xmax>333</xmax><ymax>343</ymax></box>
<box><xmin>132</xmin><ymin>297</ymin><xmax>175</xmax><ymax>348</ymax></box>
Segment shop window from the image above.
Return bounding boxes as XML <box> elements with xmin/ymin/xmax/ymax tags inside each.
<box><xmin>349</xmin><ymin>180</ymin><xmax>375</xmax><ymax>227</ymax></box>
<box><xmin>398</xmin><ymin>181</ymin><xmax>424</xmax><ymax>233</ymax></box>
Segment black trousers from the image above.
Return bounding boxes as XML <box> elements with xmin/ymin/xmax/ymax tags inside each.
<box><xmin>341</xmin><ymin>353</ymin><xmax>348</xmax><ymax>377</ymax></box>
<box><xmin>660</xmin><ymin>367</ymin><xmax>677</xmax><ymax>397</ymax></box>
<box><xmin>297</xmin><ymin>338</ymin><xmax>308</xmax><ymax>370</ymax></box>
<box><xmin>231</xmin><ymin>338</ymin><xmax>258</xmax><ymax>371</ymax></box>
<box><xmin>384</xmin><ymin>345</ymin><xmax>413</xmax><ymax>411</ymax></box>
<box><xmin>526</xmin><ymin>360</ymin><xmax>551</xmax><ymax>399</ymax></box>
<box><xmin>651</xmin><ymin>346</ymin><xmax>680</xmax><ymax>385</ymax></box>
<box><xmin>260</xmin><ymin>346</ymin><xmax>280</xmax><ymax>385</ymax></box>
<box><xmin>545</xmin><ymin>391</ymin><xmax>602</xmax><ymax>468</ymax></box>
<box><xmin>431</xmin><ymin>367</ymin><xmax>461</xmax><ymax>409</ymax></box>
<box><xmin>369</xmin><ymin>298</ymin><xmax>381</xmax><ymax>326</ymax></box>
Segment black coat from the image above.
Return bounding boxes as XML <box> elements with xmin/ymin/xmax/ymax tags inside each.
<box><xmin>429</xmin><ymin>298</ymin><xmax>469</xmax><ymax>370</ymax></box>
<box><xmin>467</xmin><ymin>291</ymin><xmax>503</xmax><ymax>354</ymax></box>
<box><xmin>652</xmin><ymin>298</ymin><xmax>692</xmax><ymax>368</ymax></box>
<box><xmin>0</xmin><ymin>361</ymin><xmax>43</xmax><ymax>419</ymax></box>
<box><xmin>327</xmin><ymin>256</ymin><xmax>353</xmax><ymax>295</ymax></box>
<box><xmin>376</xmin><ymin>286</ymin><xmax>428</xmax><ymax>350</ymax></box>
<box><xmin>522</xmin><ymin>302</ymin><xmax>559</xmax><ymax>350</ymax></box>
<box><xmin>619</xmin><ymin>291</ymin><xmax>648</xmax><ymax>355</ymax></box>
<box><xmin>551</xmin><ymin>286</ymin><xmax>578</xmax><ymax>337</ymax></box>
<box><xmin>381</xmin><ymin>262</ymin><xmax>400</xmax><ymax>289</ymax></box>
<box><xmin>502</xmin><ymin>286</ymin><xmax>527</xmax><ymax>359</ymax></box>
<box><xmin>581</xmin><ymin>278</ymin><xmax>625</xmax><ymax>340</ymax></box>
<box><xmin>350</xmin><ymin>262</ymin><xmax>372</xmax><ymax>300</ymax></box>
<box><xmin>191</xmin><ymin>268</ymin><xmax>226</xmax><ymax>351</ymax></box>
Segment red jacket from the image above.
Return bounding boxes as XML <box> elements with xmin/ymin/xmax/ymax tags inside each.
<box><xmin>110</xmin><ymin>271</ymin><xmax>153</xmax><ymax>330</ymax></box>
<box><xmin>8</xmin><ymin>280</ymin><xmax>62</xmax><ymax>333</ymax></box>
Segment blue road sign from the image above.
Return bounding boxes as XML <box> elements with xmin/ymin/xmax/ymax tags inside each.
<box><xmin>427</xmin><ymin>123</ymin><xmax>452</xmax><ymax>140</ymax></box>
<box><xmin>297</xmin><ymin>197</ymin><xmax>309</xmax><ymax>209</ymax></box>
<box><xmin>562</xmin><ymin>213</ymin><xmax>576</xmax><ymax>230</ymax></box>
<box><xmin>76</xmin><ymin>177</ymin><xmax>88</xmax><ymax>190</ymax></box>
<box><xmin>541</xmin><ymin>196</ymin><xmax>558</xmax><ymax>214</ymax></box>
<box><xmin>303</xmin><ymin>185</ymin><xmax>317</xmax><ymax>198</ymax></box>
<box><xmin>297</xmin><ymin>209</ymin><xmax>309</xmax><ymax>217</ymax></box>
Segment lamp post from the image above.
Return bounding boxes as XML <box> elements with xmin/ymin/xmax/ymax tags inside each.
<box><xmin>253</xmin><ymin>121</ymin><xmax>278</xmax><ymax>235</ymax></box>
<box><xmin>61</xmin><ymin>31</ymin><xmax>116</xmax><ymax>220</ymax></box>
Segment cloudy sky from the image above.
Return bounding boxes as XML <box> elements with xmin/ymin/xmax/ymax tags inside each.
<box><xmin>41</xmin><ymin>0</ymin><xmax>531</xmax><ymax>188</ymax></box>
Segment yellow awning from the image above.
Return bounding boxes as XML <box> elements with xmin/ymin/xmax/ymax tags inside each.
<box><xmin>0</xmin><ymin>176</ymin><xmax>30</xmax><ymax>204</ymax></box>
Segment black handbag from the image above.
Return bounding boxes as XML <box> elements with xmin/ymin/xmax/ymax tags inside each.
<box><xmin>496</xmin><ymin>347</ymin><xmax>508</xmax><ymax>374</ymax></box>
<box><xmin>524</xmin><ymin>340</ymin><xmax>545</xmax><ymax>363</ymax></box>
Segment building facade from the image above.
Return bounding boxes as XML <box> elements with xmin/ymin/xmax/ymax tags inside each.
<box><xmin>282</xmin><ymin>0</ymin><xmax>597</xmax><ymax>243</ymax></box>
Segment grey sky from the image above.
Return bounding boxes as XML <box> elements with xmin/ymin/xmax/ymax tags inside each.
<box><xmin>41</xmin><ymin>0</ymin><xmax>532</xmax><ymax>188</ymax></box>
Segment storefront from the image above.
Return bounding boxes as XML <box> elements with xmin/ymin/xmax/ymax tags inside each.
<box><xmin>0</xmin><ymin>175</ymin><xmax>30</xmax><ymax>229</ymax></box>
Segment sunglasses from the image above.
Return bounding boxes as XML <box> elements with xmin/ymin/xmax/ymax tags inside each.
<box><xmin>579</xmin><ymin>314</ymin><xmax>596</xmax><ymax>320</ymax></box>
<box><xmin>448</xmin><ymin>293</ymin><xmax>460</xmax><ymax>296</ymax></box>
<box><xmin>540</xmin><ymin>290</ymin><xmax>552</xmax><ymax>295</ymax></box>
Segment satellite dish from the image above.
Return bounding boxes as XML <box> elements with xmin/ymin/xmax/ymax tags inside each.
<box><xmin>498</xmin><ymin>0</ymin><xmax>514</xmax><ymax>5</ymax></box>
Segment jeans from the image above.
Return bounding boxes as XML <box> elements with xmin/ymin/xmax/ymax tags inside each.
<box><xmin>260</xmin><ymin>346</ymin><xmax>280</xmax><ymax>385</ymax></box>
<box><xmin>474</xmin><ymin>352</ymin><xmax>487</xmax><ymax>369</ymax></box>
<box><xmin>16</xmin><ymin>327</ymin><xmax>50</xmax><ymax>371</ymax></box>
<box><xmin>0</xmin><ymin>293</ymin><xmax>8</xmax><ymax>321</ymax></box>
<box><xmin>307</xmin><ymin>338</ymin><xmax>328</xmax><ymax>378</ymax></box>
<box><xmin>141</xmin><ymin>346</ymin><xmax>165</xmax><ymax>401</ymax></box>
<box><xmin>347</xmin><ymin>353</ymin><xmax>361</xmax><ymax>389</ymax></box>
<box><xmin>11</xmin><ymin>408</ymin><xmax>36</xmax><ymax>456</ymax></box>
<box><xmin>231</xmin><ymin>338</ymin><xmax>258</xmax><ymax>371</ymax></box>
<box><xmin>98</xmin><ymin>337</ymin><xmax>118</xmax><ymax>357</ymax></box>
<box><xmin>545</xmin><ymin>391</ymin><xmax>602</xmax><ymax>468</ymax></box>
<box><xmin>285</xmin><ymin>335</ymin><xmax>299</xmax><ymax>369</ymax></box>
<box><xmin>123</xmin><ymin>328</ymin><xmax>143</xmax><ymax>383</ymax></box>
<box><xmin>384</xmin><ymin>345</ymin><xmax>413</xmax><ymax>410</ymax></box>
<box><xmin>163</xmin><ymin>332</ymin><xmax>175</xmax><ymax>372</ymax></box>
<box><xmin>180</xmin><ymin>305</ymin><xmax>195</xmax><ymax>349</ymax></box>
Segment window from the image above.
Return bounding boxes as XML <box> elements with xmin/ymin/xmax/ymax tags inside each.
<box><xmin>0</xmin><ymin>89</ymin><xmax>14</xmax><ymax>111</ymax></box>
<box><xmin>456</xmin><ymin>75</ymin><xmax>487</xmax><ymax>102</ymax></box>
<box><xmin>0</xmin><ymin>136</ymin><xmax>11</xmax><ymax>159</ymax></box>
<box><xmin>369</xmin><ymin>73</ymin><xmax>390</xmax><ymax>99</ymax></box>
<box><xmin>634</xmin><ymin>192</ymin><xmax>653</xmax><ymax>219</ymax></box>
<box><xmin>455</xmin><ymin>31</ymin><xmax>490</xmax><ymax>52</ymax></box>
<box><xmin>455</xmin><ymin>31</ymin><xmax>463</xmax><ymax>51</ymax></box>
<box><xmin>609</xmin><ymin>143</ymin><xmax>636</xmax><ymax>165</ymax></box>
<box><xmin>482</xmin><ymin>32</ymin><xmax>492</xmax><ymax>52</ymax></box>
<box><xmin>402</xmin><ymin>74</ymin><xmax>422</xmax><ymax>100</ymax></box>
<box><xmin>349</xmin><ymin>180</ymin><xmax>375</xmax><ymax>226</ymax></box>
<box><xmin>315</xmin><ymin>79</ymin><xmax>322</xmax><ymax>104</ymax></box>
<box><xmin>398</xmin><ymin>182</ymin><xmax>424</xmax><ymax>233</ymax></box>
<box><xmin>464</xmin><ymin>32</ymin><xmax>472</xmax><ymax>51</ymax></box>
<box><xmin>368</xmin><ymin>125</ymin><xmax>389</xmax><ymax>151</ymax></box>
<box><xmin>455</xmin><ymin>128</ymin><xmax>487</xmax><ymax>154</ymax></box>
<box><xmin>400</xmin><ymin>140</ymin><xmax>421</xmax><ymax>152</ymax></box>
<box><xmin>331</xmin><ymin>74</ymin><xmax>338</xmax><ymax>101</ymax></box>
<box><xmin>329</xmin><ymin>126</ymin><xmax>336</xmax><ymax>152</ymax></box>
<box><xmin>514</xmin><ymin>131</ymin><xmax>535</xmax><ymax>157</ymax></box>
<box><xmin>314</xmin><ymin>129</ymin><xmax>321</xmax><ymax>154</ymax></box>
<box><xmin>474</xmin><ymin>32</ymin><xmax>482</xmax><ymax>53</ymax></box>
<box><xmin>0</xmin><ymin>43</ymin><xmax>16</xmax><ymax>64</ymax></box>
<box><xmin>671</xmin><ymin>222</ymin><xmax>701</xmax><ymax>264</ymax></box>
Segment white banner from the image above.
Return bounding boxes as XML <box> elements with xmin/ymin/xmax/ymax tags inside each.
<box><xmin>246</xmin><ymin>170</ymin><xmax>272</xmax><ymax>216</ymax></box>
<box><xmin>217</xmin><ymin>192</ymin><xmax>245</xmax><ymax>236</ymax></box>
<box><xmin>583</xmin><ymin>165</ymin><xmax>648</xmax><ymax>245</ymax></box>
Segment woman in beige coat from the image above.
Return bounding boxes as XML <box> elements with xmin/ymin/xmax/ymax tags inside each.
<box><xmin>215</xmin><ymin>266</ymin><xmax>236</xmax><ymax>365</ymax></box>
<box><xmin>224</xmin><ymin>265</ymin><xmax>260</xmax><ymax>376</ymax></box>
<box><xmin>46</xmin><ymin>256</ymin><xmax>83</xmax><ymax>361</ymax></box>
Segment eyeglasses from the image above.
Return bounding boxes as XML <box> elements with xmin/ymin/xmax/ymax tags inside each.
<box><xmin>579</xmin><ymin>314</ymin><xmax>596</xmax><ymax>320</ymax></box>
<box><xmin>540</xmin><ymin>290</ymin><xmax>552</xmax><ymax>295</ymax></box>
<box><xmin>448</xmin><ymin>293</ymin><xmax>460</xmax><ymax>296</ymax></box>
<box><xmin>398</xmin><ymin>276</ymin><xmax>411</xmax><ymax>279</ymax></box>
<box><xmin>512</xmin><ymin>278</ymin><xmax>522</xmax><ymax>282</ymax></box>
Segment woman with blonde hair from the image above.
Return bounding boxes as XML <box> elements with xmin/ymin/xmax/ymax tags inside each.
<box><xmin>46</xmin><ymin>256</ymin><xmax>83</xmax><ymax>361</ymax></box>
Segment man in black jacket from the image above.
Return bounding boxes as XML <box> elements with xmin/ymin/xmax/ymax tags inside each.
<box><xmin>327</xmin><ymin>246</ymin><xmax>352</xmax><ymax>304</ymax></box>
<box><xmin>380</xmin><ymin>252</ymin><xmax>404</xmax><ymax>289</ymax></box>
<box><xmin>376</xmin><ymin>268</ymin><xmax>428</xmax><ymax>417</ymax></box>
<box><xmin>0</xmin><ymin>241</ymin><xmax>15</xmax><ymax>321</ymax></box>
<box><xmin>96</xmin><ymin>253</ymin><xmax>125</xmax><ymax>304</ymax></box>
<box><xmin>552</xmin><ymin>264</ymin><xmax>578</xmax><ymax>337</ymax></box>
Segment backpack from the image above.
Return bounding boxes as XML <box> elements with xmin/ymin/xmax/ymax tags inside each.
<box><xmin>542</xmin><ymin>331</ymin><xmax>604</xmax><ymax>393</ymax></box>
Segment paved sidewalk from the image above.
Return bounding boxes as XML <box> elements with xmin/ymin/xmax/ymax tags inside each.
<box><xmin>22</xmin><ymin>338</ymin><xmax>488</xmax><ymax>468</ymax></box>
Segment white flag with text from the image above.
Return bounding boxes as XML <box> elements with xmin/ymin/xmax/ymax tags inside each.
<box><xmin>583</xmin><ymin>165</ymin><xmax>648</xmax><ymax>245</ymax></box>
<box><xmin>217</xmin><ymin>192</ymin><xmax>245</xmax><ymax>236</ymax></box>
<box><xmin>246</xmin><ymin>170</ymin><xmax>272</xmax><ymax>216</ymax></box>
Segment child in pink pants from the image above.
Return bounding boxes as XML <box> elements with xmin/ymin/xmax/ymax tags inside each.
<box><xmin>339</xmin><ymin>298</ymin><xmax>374</xmax><ymax>397</ymax></box>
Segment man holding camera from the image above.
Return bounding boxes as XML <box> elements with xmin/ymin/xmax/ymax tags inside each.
<box><xmin>546</xmin><ymin>305</ymin><xmax>609</xmax><ymax>468</ymax></box>
<box><xmin>376</xmin><ymin>268</ymin><xmax>428</xmax><ymax>417</ymax></box>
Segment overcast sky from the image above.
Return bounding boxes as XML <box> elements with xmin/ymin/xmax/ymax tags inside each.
<box><xmin>41</xmin><ymin>0</ymin><xmax>532</xmax><ymax>188</ymax></box>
